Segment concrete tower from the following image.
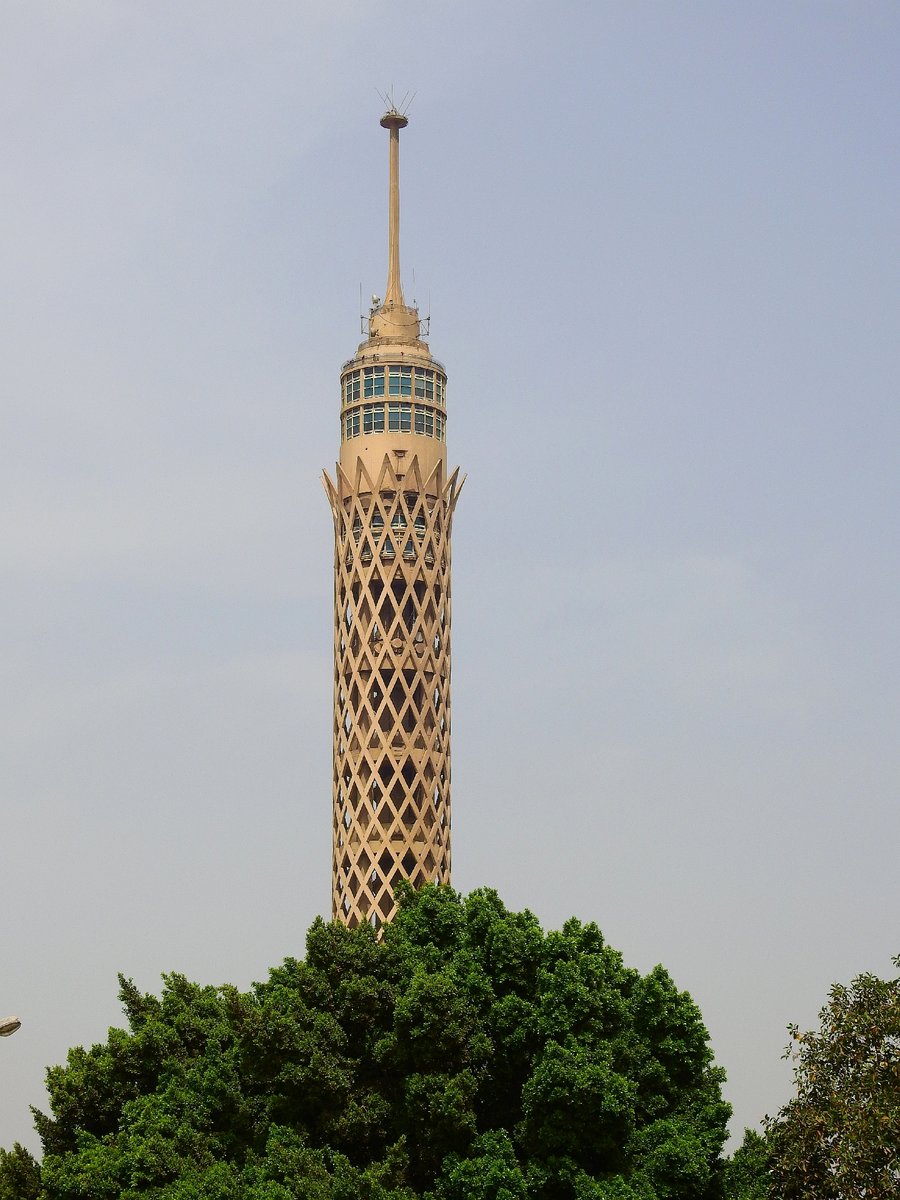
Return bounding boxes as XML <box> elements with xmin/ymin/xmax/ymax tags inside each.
<box><xmin>323</xmin><ymin>109</ymin><xmax>463</xmax><ymax>930</ymax></box>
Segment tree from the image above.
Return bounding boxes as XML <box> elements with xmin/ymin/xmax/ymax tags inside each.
<box><xmin>765</xmin><ymin>955</ymin><xmax>900</xmax><ymax>1199</ymax></box>
<box><xmin>5</xmin><ymin>886</ymin><xmax>731</xmax><ymax>1198</ymax></box>
<box><xmin>0</xmin><ymin>1145</ymin><xmax>41</xmax><ymax>1200</ymax></box>
<box><xmin>721</xmin><ymin>1129</ymin><xmax>768</xmax><ymax>1200</ymax></box>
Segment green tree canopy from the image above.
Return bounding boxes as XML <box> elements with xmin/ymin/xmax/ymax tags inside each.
<box><xmin>720</xmin><ymin>1129</ymin><xmax>768</xmax><ymax>1200</ymax></box>
<box><xmin>0</xmin><ymin>1145</ymin><xmax>41</xmax><ymax>1200</ymax></box>
<box><xmin>4</xmin><ymin>886</ymin><xmax>731</xmax><ymax>1199</ymax></box>
<box><xmin>765</xmin><ymin>954</ymin><xmax>900</xmax><ymax>1199</ymax></box>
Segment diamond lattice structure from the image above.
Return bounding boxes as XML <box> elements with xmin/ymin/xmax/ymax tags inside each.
<box><xmin>323</xmin><ymin>453</ymin><xmax>463</xmax><ymax>930</ymax></box>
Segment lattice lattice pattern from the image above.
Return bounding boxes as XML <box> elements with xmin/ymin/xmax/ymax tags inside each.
<box><xmin>323</xmin><ymin>453</ymin><xmax>463</xmax><ymax>930</ymax></box>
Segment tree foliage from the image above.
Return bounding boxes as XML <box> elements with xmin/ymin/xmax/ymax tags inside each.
<box><xmin>720</xmin><ymin>1129</ymin><xmax>768</xmax><ymax>1200</ymax></box>
<box><xmin>765</xmin><ymin>955</ymin><xmax>900</xmax><ymax>1199</ymax></box>
<box><xmin>0</xmin><ymin>1146</ymin><xmax>41</xmax><ymax>1200</ymax></box>
<box><xmin>5</xmin><ymin>886</ymin><xmax>730</xmax><ymax>1199</ymax></box>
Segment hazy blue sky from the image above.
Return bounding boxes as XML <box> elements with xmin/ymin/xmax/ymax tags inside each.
<box><xmin>2</xmin><ymin>0</ymin><xmax>898</xmax><ymax>1155</ymax></box>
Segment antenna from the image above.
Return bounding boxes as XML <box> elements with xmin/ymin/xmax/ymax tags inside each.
<box><xmin>376</xmin><ymin>86</ymin><xmax>415</xmax><ymax>117</ymax></box>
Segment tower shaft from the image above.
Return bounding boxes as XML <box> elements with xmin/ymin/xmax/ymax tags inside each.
<box><xmin>323</xmin><ymin>110</ymin><xmax>463</xmax><ymax>931</ymax></box>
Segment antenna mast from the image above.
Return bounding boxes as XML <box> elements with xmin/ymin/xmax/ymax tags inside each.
<box><xmin>380</xmin><ymin>110</ymin><xmax>407</xmax><ymax>306</ymax></box>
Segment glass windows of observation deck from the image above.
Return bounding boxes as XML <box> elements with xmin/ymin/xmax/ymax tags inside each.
<box><xmin>364</xmin><ymin>367</ymin><xmax>384</xmax><ymax>398</ymax></box>
<box><xmin>388</xmin><ymin>401</ymin><xmax>412</xmax><ymax>432</ymax></box>
<box><xmin>342</xmin><ymin>403</ymin><xmax>444</xmax><ymax>442</ymax></box>
<box><xmin>389</xmin><ymin>365</ymin><xmax>412</xmax><ymax>396</ymax></box>
<box><xmin>347</xmin><ymin>365</ymin><xmax>444</xmax><ymax>407</ymax></box>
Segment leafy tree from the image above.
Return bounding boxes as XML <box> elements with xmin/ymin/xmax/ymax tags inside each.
<box><xmin>720</xmin><ymin>1129</ymin><xmax>768</xmax><ymax>1200</ymax></box>
<box><xmin>0</xmin><ymin>1145</ymin><xmax>41</xmax><ymax>1200</ymax></box>
<box><xmin>765</xmin><ymin>955</ymin><xmax>900</xmax><ymax>1199</ymax></box>
<box><xmin>5</xmin><ymin>886</ymin><xmax>731</xmax><ymax>1198</ymax></box>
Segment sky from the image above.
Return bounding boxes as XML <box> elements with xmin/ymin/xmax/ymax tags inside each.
<box><xmin>2</xmin><ymin>0</ymin><xmax>899</xmax><ymax>1157</ymax></box>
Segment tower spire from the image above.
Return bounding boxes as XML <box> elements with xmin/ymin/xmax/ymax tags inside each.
<box><xmin>380</xmin><ymin>108</ymin><xmax>408</xmax><ymax>307</ymax></box>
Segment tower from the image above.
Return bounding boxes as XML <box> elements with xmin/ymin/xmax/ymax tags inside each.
<box><xmin>323</xmin><ymin>109</ymin><xmax>463</xmax><ymax>930</ymax></box>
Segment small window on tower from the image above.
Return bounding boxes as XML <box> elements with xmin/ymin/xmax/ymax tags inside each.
<box><xmin>363</xmin><ymin>403</ymin><xmax>385</xmax><ymax>433</ymax></box>
<box><xmin>363</xmin><ymin>366</ymin><xmax>385</xmax><ymax>397</ymax></box>
<box><xmin>415</xmin><ymin>369</ymin><xmax>434</xmax><ymax>399</ymax></box>
<box><xmin>344</xmin><ymin>371</ymin><xmax>361</xmax><ymax>405</ymax></box>
<box><xmin>388</xmin><ymin>401</ymin><xmax>412</xmax><ymax>432</ymax></box>
<box><xmin>414</xmin><ymin>406</ymin><xmax>434</xmax><ymax>436</ymax></box>
<box><xmin>389</xmin><ymin>365</ymin><xmax>413</xmax><ymax>396</ymax></box>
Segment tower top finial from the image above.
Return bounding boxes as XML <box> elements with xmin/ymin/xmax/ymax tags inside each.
<box><xmin>377</xmin><ymin>87</ymin><xmax>414</xmax><ymax>127</ymax></box>
<box><xmin>380</xmin><ymin>108</ymin><xmax>408</xmax><ymax>132</ymax></box>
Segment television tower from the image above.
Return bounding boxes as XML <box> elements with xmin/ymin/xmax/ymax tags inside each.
<box><xmin>323</xmin><ymin>108</ymin><xmax>463</xmax><ymax>930</ymax></box>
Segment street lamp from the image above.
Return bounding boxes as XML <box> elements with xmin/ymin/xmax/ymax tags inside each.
<box><xmin>0</xmin><ymin>1016</ymin><xmax>21</xmax><ymax>1037</ymax></box>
